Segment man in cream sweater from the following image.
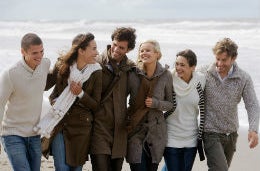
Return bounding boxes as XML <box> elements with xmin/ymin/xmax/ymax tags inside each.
<box><xmin>0</xmin><ymin>33</ymin><xmax>50</xmax><ymax>171</ymax></box>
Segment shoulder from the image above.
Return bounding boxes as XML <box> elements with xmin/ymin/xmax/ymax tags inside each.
<box><xmin>89</xmin><ymin>63</ymin><xmax>102</xmax><ymax>77</ymax></box>
<box><xmin>0</xmin><ymin>68</ymin><xmax>10</xmax><ymax>81</ymax></box>
<box><xmin>233</xmin><ymin>64</ymin><xmax>252</xmax><ymax>82</ymax></box>
<box><xmin>165</xmin><ymin>69</ymin><xmax>172</xmax><ymax>77</ymax></box>
<box><xmin>41</xmin><ymin>58</ymin><xmax>51</xmax><ymax>69</ymax></box>
<box><xmin>126</xmin><ymin>58</ymin><xmax>136</xmax><ymax>67</ymax></box>
<box><xmin>6</xmin><ymin>60</ymin><xmax>23</xmax><ymax>76</ymax></box>
<box><xmin>194</xmin><ymin>71</ymin><xmax>206</xmax><ymax>89</ymax></box>
<box><xmin>0</xmin><ymin>61</ymin><xmax>22</xmax><ymax>85</ymax></box>
<box><xmin>92</xmin><ymin>69</ymin><xmax>102</xmax><ymax>76</ymax></box>
<box><xmin>196</xmin><ymin>64</ymin><xmax>210</xmax><ymax>74</ymax></box>
<box><xmin>162</xmin><ymin>65</ymin><xmax>173</xmax><ymax>80</ymax></box>
<box><xmin>96</xmin><ymin>49</ymin><xmax>109</xmax><ymax>65</ymax></box>
<box><xmin>128</xmin><ymin>66</ymin><xmax>139</xmax><ymax>77</ymax></box>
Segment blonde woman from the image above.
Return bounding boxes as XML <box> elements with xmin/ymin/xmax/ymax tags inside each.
<box><xmin>126</xmin><ymin>40</ymin><xmax>174</xmax><ymax>171</ymax></box>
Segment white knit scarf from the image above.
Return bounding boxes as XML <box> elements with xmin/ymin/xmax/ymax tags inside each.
<box><xmin>34</xmin><ymin>62</ymin><xmax>101</xmax><ymax>138</ymax></box>
<box><xmin>172</xmin><ymin>69</ymin><xmax>199</xmax><ymax>97</ymax></box>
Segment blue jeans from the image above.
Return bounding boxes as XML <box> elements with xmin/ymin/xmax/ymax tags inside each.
<box><xmin>162</xmin><ymin>147</ymin><xmax>197</xmax><ymax>171</ymax></box>
<box><xmin>51</xmin><ymin>132</ymin><xmax>82</xmax><ymax>171</ymax></box>
<box><xmin>1</xmin><ymin>135</ymin><xmax>41</xmax><ymax>171</ymax></box>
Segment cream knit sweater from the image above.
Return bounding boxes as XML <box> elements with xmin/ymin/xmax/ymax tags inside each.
<box><xmin>0</xmin><ymin>58</ymin><xmax>50</xmax><ymax>137</ymax></box>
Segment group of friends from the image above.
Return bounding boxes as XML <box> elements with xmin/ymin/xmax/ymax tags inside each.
<box><xmin>0</xmin><ymin>27</ymin><xmax>259</xmax><ymax>171</ymax></box>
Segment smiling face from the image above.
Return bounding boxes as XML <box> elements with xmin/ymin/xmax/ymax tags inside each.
<box><xmin>175</xmin><ymin>55</ymin><xmax>195</xmax><ymax>83</ymax></box>
<box><xmin>79</xmin><ymin>39</ymin><xmax>98</xmax><ymax>64</ymax></box>
<box><xmin>215</xmin><ymin>52</ymin><xmax>236</xmax><ymax>78</ymax></box>
<box><xmin>110</xmin><ymin>40</ymin><xmax>129</xmax><ymax>63</ymax></box>
<box><xmin>21</xmin><ymin>44</ymin><xmax>44</xmax><ymax>70</ymax></box>
<box><xmin>139</xmin><ymin>42</ymin><xmax>159</xmax><ymax>65</ymax></box>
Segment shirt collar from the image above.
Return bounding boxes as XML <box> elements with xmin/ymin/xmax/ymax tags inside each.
<box><xmin>216</xmin><ymin>64</ymin><xmax>234</xmax><ymax>81</ymax></box>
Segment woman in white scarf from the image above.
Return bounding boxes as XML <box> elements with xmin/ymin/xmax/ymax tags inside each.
<box><xmin>162</xmin><ymin>49</ymin><xmax>206</xmax><ymax>171</ymax></box>
<box><xmin>39</xmin><ymin>33</ymin><xmax>102</xmax><ymax>171</ymax></box>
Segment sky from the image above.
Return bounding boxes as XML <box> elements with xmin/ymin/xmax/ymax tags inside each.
<box><xmin>0</xmin><ymin>0</ymin><xmax>260</xmax><ymax>21</ymax></box>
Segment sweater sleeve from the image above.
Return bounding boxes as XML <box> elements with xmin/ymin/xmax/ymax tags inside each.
<box><xmin>242</xmin><ymin>74</ymin><xmax>260</xmax><ymax>132</ymax></box>
<box><xmin>0</xmin><ymin>70</ymin><xmax>14</xmax><ymax>126</ymax></box>
<box><xmin>151</xmin><ymin>71</ymin><xmax>173</xmax><ymax>111</ymax></box>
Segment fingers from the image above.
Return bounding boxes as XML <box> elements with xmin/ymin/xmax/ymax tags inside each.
<box><xmin>248</xmin><ymin>131</ymin><xmax>259</xmax><ymax>149</ymax></box>
<box><xmin>145</xmin><ymin>97</ymin><xmax>152</xmax><ymax>108</ymax></box>
<box><xmin>249</xmin><ymin>138</ymin><xmax>258</xmax><ymax>148</ymax></box>
<box><xmin>70</xmin><ymin>81</ymin><xmax>82</xmax><ymax>95</ymax></box>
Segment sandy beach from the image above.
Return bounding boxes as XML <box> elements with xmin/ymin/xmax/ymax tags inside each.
<box><xmin>0</xmin><ymin>127</ymin><xmax>259</xmax><ymax>171</ymax></box>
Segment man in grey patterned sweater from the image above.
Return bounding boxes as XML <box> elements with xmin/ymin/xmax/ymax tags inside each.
<box><xmin>201</xmin><ymin>38</ymin><xmax>260</xmax><ymax>171</ymax></box>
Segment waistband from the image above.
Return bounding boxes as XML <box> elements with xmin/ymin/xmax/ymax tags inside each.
<box><xmin>204</xmin><ymin>131</ymin><xmax>237</xmax><ymax>136</ymax></box>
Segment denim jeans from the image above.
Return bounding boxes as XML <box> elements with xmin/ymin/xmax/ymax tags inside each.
<box><xmin>203</xmin><ymin>132</ymin><xmax>238</xmax><ymax>171</ymax></box>
<box><xmin>51</xmin><ymin>132</ymin><xmax>82</xmax><ymax>171</ymax></box>
<box><xmin>1</xmin><ymin>135</ymin><xmax>41</xmax><ymax>171</ymax></box>
<box><xmin>162</xmin><ymin>147</ymin><xmax>197</xmax><ymax>171</ymax></box>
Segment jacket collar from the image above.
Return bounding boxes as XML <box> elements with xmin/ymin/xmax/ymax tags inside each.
<box><xmin>136</xmin><ymin>62</ymin><xmax>169</xmax><ymax>79</ymax></box>
<box><xmin>99</xmin><ymin>45</ymin><xmax>135</xmax><ymax>72</ymax></box>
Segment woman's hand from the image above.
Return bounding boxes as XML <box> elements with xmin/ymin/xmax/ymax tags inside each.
<box><xmin>70</xmin><ymin>81</ymin><xmax>82</xmax><ymax>95</ymax></box>
<box><xmin>145</xmin><ymin>97</ymin><xmax>153</xmax><ymax>108</ymax></box>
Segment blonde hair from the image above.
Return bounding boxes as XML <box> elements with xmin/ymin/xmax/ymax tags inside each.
<box><xmin>136</xmin><ymin>40</ymin><xmax>162</xmax><ymax>68</ymax></box>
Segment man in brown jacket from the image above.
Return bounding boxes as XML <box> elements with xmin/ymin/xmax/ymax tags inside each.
<box><xmin>90</xmin><ymin>27</ymin><xmax>137</xmax><ymax>171</ymax></box>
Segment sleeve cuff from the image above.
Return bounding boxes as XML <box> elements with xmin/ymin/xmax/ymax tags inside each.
<box><xmin>77</xmin><ymin>91</ymin><xmax>84</xmax><ymax>98</ymax></box>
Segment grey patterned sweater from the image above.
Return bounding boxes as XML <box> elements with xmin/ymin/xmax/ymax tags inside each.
<box><xmin>200</xmin><ymin>62</ymin><xmax>260</xmax><ymax>133</ymax></box>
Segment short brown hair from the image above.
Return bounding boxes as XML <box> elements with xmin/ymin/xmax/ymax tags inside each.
<box><xmin>176</xmin><ymin>49</ymin><xmax>197</xmax><ymax>67</ymax></box>
<box><xmin>21</xmin><ymin>33</ymin><xmax>42</xmax><ymax>51</ymax></box>
<box><xmin>111</xmin><ymin>27</ymin><xmax>136</xmax><ymax>50</ymax></box>
<box><xmin>213</xmin><ymin>38</ymin><xmax>238</xmax><ymax>58</ymax></box>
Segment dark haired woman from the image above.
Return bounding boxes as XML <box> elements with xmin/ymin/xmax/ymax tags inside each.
<box><xmin>162</xmin><ymin>49</ymin><xmax>205</xmax><ymax>171</ymax></box>
<box><xmin>40</xmin><ymin>33</ymin><xmax>102</xmax><ymax>171</ymax></box>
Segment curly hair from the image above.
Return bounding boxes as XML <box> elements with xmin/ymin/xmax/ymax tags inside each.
<box><xmin>111</xmin><ymin>27</ymin><xmax>136</xmax><ymax>50</ymax></box>
<box><xmin>213</xmin><ymin>38</ymin><xmax>238</xmax><ymax>58</ymax></box>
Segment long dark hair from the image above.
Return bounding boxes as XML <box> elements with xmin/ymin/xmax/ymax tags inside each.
<box><xmin>58</xmin><ymin>33</ymin><xmax>95</xmax><ymax>81</ymax></box>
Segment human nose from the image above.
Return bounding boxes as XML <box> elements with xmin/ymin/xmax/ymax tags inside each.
<box><xmin>216</xmin><ymin>60</ymin><xmax>223</xmax><ymax>66</ymax></box>
<box><xmin>95</xmin><ymin>50</ymin><xmax>99</xmax><ymax>56</ymax></box>
<box><xmin>114</xmin><ymin>46</ymin><xmax>120</xmax><ymax>53</ymax></box>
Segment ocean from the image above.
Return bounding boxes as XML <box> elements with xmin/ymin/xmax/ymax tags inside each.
<box><xmin>0</xmin><ymin>19</ymin><xmax>259</xmax><ymax>128</ymax></box>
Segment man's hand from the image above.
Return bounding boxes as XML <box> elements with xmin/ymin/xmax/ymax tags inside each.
<box><xmin>248</xmin><ymin>131</ymin><xmax>258</xmax><ymax>149</ymax></box>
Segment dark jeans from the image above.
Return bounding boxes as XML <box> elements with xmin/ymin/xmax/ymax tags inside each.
<box><xmin>163</xmin><ymin>147</ymin><xmax>197</xmax><ymax>171</ymax></box>
<box><xmin>203</xmin><ymin>132</ymin><xmax>238</xmax><ymax>171</ymax></box>
<box><xmin>90</xmin><ymin>154</ymin><xmax>124</xmax><ymax>171</ymax></box>
<box><xmin>130</xmin><ymin>148</ymin><xmax>158</xmax><ymax>171</ymax></box>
